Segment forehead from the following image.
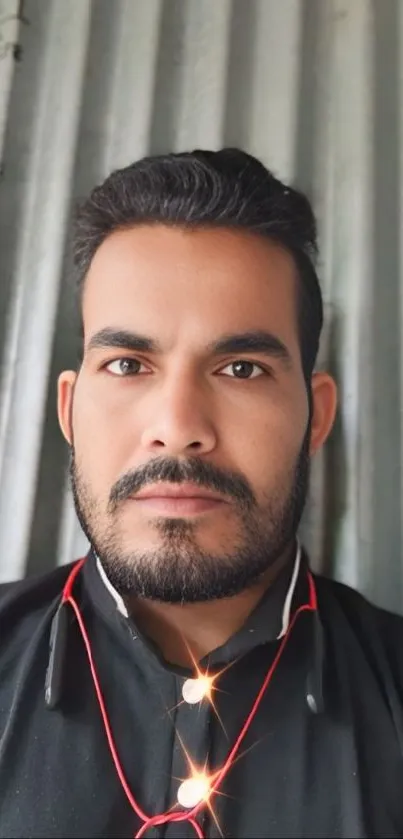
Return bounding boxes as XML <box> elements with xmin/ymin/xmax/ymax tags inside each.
<box><xmin>82</xmin><ymin>225</ymin><xmax>300</xmax><ymax>355</ymax></box>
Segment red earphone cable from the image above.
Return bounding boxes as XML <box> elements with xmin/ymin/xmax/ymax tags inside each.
<box><xmin>66</xmin><ymin>593</ymin><xmax>149</xmax><ymax>824</ymax></box>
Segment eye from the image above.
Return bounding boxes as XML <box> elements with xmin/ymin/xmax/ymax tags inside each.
<box><xmin>104</xmin><ymin>358</ymin><xmax>146</xmax><ymax>376</ymax></box>
<box><xmin>220</xmin><ymin>360</ymin><xmax>267</xmax><ymax>379</ymax></box>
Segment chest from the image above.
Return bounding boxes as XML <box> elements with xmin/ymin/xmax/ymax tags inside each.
<box><xmin>1</xmin><ymin>631</ymin><xmax>403</xmax><ymax>838</ymax></box>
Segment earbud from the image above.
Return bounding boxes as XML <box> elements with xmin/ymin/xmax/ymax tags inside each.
<box><xmin>45</xmin><ymin>602</ymin><xmax>69</xmax><ymax>709</ymax></box>
<box><xmin>305</xmin><ymin>609</ymin><xmax>325</xmax><ymax>714</ymax></box>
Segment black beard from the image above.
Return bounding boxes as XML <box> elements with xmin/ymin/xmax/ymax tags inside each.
<box><xmin>69</xmin><ymin>431</ymin><xmax>310</xmax><ymax>604</ymax></box>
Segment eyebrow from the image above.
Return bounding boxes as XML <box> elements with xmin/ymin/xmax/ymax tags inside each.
<box><xmin>210</xmin><ymin>331</ymin><xmax>292</xmax><ymax>365</ymax></box>
<box><xmin>87</xmin><ymin>327</ymin><xmax>292</xmax><ymax>367</ymax></box>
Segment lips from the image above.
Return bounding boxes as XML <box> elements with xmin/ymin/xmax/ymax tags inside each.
<box><xmin>134</xmin><ymin>482</ymin><xmax>226</xmax><ymax>502</ymax></box>
<box><xmin>130</xmin><ymin>483</ymin><xmax>227</xmax><ymax>516</ymax></box>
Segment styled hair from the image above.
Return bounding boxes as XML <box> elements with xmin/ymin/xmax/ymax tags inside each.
<box><xmin>73</xmin><ymin>148</ymin><xmax>323</xmax><ymax>381</ymax></box>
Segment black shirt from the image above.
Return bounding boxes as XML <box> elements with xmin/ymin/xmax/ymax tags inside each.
<box><xmin>1</xmin><ymin>547</ymin><xmax>403</xmax><ymax>838</ymax></box>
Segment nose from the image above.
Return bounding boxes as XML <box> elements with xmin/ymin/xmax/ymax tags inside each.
<box><xmin>140</xmin><ymin>377</ymin><xmax>218</xmax><ymax>457</ymax></box>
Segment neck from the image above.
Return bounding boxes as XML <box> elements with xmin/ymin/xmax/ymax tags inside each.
<box><xmin>126</xmin><ymin>543</ymin><xmax>296</xmax><ymax>669</ymax></box>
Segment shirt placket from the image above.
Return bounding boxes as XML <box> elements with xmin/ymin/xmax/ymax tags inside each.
<box><xmin>163</xmin><ymin>673</ymin><xmax>213</xmax><ymax>838</ymax></box>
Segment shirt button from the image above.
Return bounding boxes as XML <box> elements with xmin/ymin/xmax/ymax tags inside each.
<box><xmin>182</xmin><ymin>678</ymin><xmax>205</xmax><ymax>704</ymax></box>
<box><xmin>182</xmin><ymin>676</ymin><xmax>211</xmax><ymax>704</ymax></box>
<box><xmin>177</xmin><ymin>776</ymin><xmax>210</xmax><ymax>808</ymax></box>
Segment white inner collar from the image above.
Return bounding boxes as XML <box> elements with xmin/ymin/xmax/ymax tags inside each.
<box><xmin>96</xmin><ymin>555</ymin><xmax>129</xmax><ymax>618</ymax></box>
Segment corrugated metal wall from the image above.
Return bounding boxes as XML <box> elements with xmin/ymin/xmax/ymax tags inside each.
<box><xmin>0</xmin><ymin>0</ymin><xmax>402</xmax><ymax>613</ymax></box>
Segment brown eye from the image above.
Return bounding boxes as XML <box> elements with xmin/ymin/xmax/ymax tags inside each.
<box><xmin>105</xmin><ymin>358</ymin><xmax>144</xmax><ymax>376</ymax></box>
<box><xmin>221</xmin><ymin>361</ymin><xmax>265</xmax><ymax>379</ymax></box>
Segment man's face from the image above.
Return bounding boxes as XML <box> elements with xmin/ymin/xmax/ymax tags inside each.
<box><xmin>58</xmin><ymin>225</ymin><xmax>332</xmax><ymax>603</ymax></box>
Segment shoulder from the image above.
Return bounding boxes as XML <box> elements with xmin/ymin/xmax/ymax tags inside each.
<box><xmin>0</xmin><ymin>562</ymin><xmax>77</xmax><ymax>644</ymax></box>
<box><xmin>315</xmin><ymin>572</ymin><xmax>403</xmax><ymax>631</ymax></box>
<box><xmin>0</xmin><ymin>563</ymin><xmax>83</xmax><ymax>713</ymax></box>
<box><xmin>315</xmin><ymin>573</ymin><xmax>403</xmax><ymax>684</ymax></box>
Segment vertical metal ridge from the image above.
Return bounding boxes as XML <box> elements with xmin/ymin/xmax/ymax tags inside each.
<box><xmin>0</xmin><ymin>0</ymin><xmax>92</xmax><ymax>581</ymax></box>
<box><xmin>0</xmin><ymin>0</ymin><xmax>19</xmax><ymax>163</ymax></box>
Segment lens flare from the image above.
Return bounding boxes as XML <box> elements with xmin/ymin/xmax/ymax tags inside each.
<box><xmin>172</xmin><ymin>731</ymin><xmax>227</xmax><ymax>837</ymax></box>
<box><xmin>179</xmin><ymin>640</ymin><xmax>241</xmax><ymax>737</ymax></box>
<box><xmin>182</xmin><ymin>674</ymin><xmax>215</xmax><ymax>705</ymax></box>
<box><xmin>177</xmin><ymin>771</ymin><xmax>211</xmax><ymax>808</ymax></box>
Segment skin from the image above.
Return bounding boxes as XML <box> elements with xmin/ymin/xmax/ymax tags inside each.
<box><xmin>58</xmin><ymin>225</ymin><xmax>337</xmax><ymax>666</ymax></box>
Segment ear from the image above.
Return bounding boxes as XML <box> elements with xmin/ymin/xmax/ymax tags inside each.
<box><xmin>309</xmin><ymin>372</ymin><xmax>338</xmax><ymax>455</ymax></box>
<box><xmin>57</xmin><ymin>371</ymin><xmax>77</xmax><ymax>446</ymax></box>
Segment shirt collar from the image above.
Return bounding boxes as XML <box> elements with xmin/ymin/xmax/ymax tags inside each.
<box><xmin>94</xmin><ymin>542</ymin><xmax>302</xmax><ymax>657</ymax></box>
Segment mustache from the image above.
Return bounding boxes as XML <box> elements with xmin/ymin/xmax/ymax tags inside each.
<box><xmin>108</xmin><ymin>457</ymin><xmax>256</xmax><ymax>512</ymax></box>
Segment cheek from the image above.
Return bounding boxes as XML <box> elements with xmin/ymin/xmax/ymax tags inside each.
<box><xmin>72</xmin><ymin>383</ymin><xmax>134</xmax><ymax>492</ymax></box>
<box><xmin>239</xmin><ymin>426</ymin><xmax>301</xmax><ymax>490</ymax></box>
<box><xmin>235</xmin><ymin>395</ymin><xmax>307</xmax><ymax>496</ymax></box>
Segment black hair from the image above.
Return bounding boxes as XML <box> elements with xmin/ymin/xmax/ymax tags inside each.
<box><xmin>73</xmin><ymin>148</ymin><xmax>323</xmax><ymax>382</ymax></box>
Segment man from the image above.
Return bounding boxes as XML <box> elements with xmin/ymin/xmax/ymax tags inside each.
<box><xmin>0</xmin><ymin>148</ymin><xmax>402</xmax><ymax>839</ymax></box>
